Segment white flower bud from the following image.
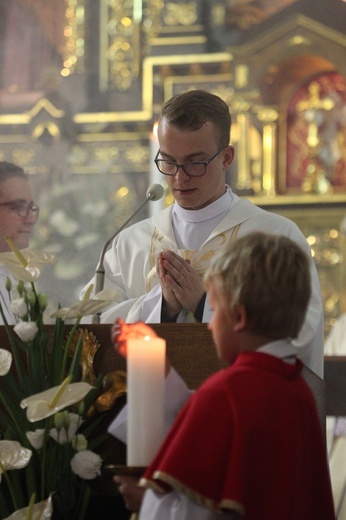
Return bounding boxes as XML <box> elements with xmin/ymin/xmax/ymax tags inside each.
<box><xmin>13</xmin><ymin>321</ymin><xmax>38</xmax><ymax>342</ymax></box>
<box><xmin>50</xmin><ymin>413</ymin><xmax>82</xmax><ymax>444</ymax></box>
<box><xmin>54</xmin><ymin>412</ymin><xmax>65</xmax><ymax>431</ymax></box>
<box><xmin>26</xmin><ymin>429</ymin><xmax>45</xmax><ymax>450</ymax></box>
<box><xmin>10</xmin><ymin>298</ymin><xmax>28</xmax><ymax>319</ymax></box>
<box><xmin>17</xmin><ymin>279</ymin><xmax>24</xmax><ymax>295</ymax></box>
<box><xmin>5</xmin><ymin>277</ymin><xmax>12</xmax><ymax>292</ymax></box>
<box><xmin>71</xmin><ymin>434</ymin><xmax>88</xmax><ymax>452</ymax></box>
<box><xmin>70</xmin><ymin>450</ymin><xmax>102</xmax><ymax>480</ymax></box>
<box><xmin>38</xmin><ymin>293</ymin><xmax>48</xmax><ymax>312</ymax></box>
<box><xmin>28</xmin><ymin>290</ymin><xmax>36</xmax><ymax>308</ymax></box>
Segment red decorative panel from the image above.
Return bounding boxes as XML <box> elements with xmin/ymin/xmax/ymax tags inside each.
<box><xmin>286</xmin><ymin>72</ymin><xmax>346</xmax><ymax>191</ymax></box>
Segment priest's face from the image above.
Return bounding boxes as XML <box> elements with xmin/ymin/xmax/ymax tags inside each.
<box><xmin>157</xmin><ymin>118</ymin><xmax>234</xmax><ymax>210</ymax></box>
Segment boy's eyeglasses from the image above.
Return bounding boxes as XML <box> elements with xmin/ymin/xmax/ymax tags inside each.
<box><xmin>0</xmin><ymin>200</ymin><xmax>40</xmax><ymax>219</ymax></box>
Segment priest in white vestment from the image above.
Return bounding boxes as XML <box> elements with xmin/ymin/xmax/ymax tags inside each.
<box><xmin>98</xmin><ymin>89</ymin><xmax>326</xmax><ymax>518</ymax></box>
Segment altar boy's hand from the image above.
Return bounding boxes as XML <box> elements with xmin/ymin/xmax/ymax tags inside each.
<box><xmin>112</xmin><ymin>319</ymin><xmax>158</xmax><ymax>357</ymax></box>
<box><xmin>114</xmin><ymin>475</ymin><xmax>145</xmax><ymax>512</ymax></box>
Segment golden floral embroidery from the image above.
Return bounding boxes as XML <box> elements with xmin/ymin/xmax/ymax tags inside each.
<box><xmin>145</xmin><ymin>225</ymin><xmax>241</xmax><ymax>292</ymax></box>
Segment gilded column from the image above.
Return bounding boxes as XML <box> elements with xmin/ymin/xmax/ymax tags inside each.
<box><xmin>254</xmin><ymin>106</ymin><xmax>278</xmax><ymax>197</ymax></box>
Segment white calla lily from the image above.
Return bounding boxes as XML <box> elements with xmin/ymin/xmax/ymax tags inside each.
<box><xmin>3</xmin><ymin>495</ymin><xmax>53</xmax><ymax>520</ymax></box>
<box><xmin>50</xmin><ymin>289</ymin><xmax>118</xmax><ymax>320</ymax></box>
<box><xmin>0</xmin><ymin>349</ymin><xmax>12</xmax><ymax>375</ymax></box>
<box><xmin>0</xmin><ymin>441</ymin><xmax>32</xmax><ymax>481</ymax></box>
<box><xmin>0</xmin><ymin>246</ymin><xmax>56</xmax><ymax>282</ymax></box>
<box><xmin>20</xmin><ymin>377</ymin><xmax>95</xmax><ymax>422</ymax></box>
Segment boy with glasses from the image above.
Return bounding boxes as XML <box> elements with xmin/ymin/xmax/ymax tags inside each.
<box><xmin>0</xmin><ymin>161</ymin><xmax>39</xmax><ymax>324</ymax></box>
<box><xmin>84</xmin><ymin>89</ymin><xmax>323</xmax><ymax>379</ymax></box>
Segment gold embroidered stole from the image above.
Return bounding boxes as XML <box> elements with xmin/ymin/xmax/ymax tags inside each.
<box><xmin>145</xmin><ymin>224</ymin><xmax>241</xmax><ymax>293</ymax></box>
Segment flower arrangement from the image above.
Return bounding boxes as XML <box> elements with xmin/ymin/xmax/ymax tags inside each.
<box><xmin>0</xmin><ymin>240</ymin><xmax>118</xmax><ymax>520</ymax></box>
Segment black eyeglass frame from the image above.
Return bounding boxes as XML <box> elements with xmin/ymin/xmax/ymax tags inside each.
<box><xmin>0</xmin><ymin>200</ymin><xmax>40</xmax><ymax>219</ymax></box>
<box><xmin>154</xmin><ymin>146</ymin><xmax>227</xmax><ymax>177</ymax></box>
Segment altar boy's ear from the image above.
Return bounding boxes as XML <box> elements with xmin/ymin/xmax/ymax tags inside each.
<box><xmin>231</xmin><ymin>303</ymin><xmax>248</xmax><ymax>332</ymax></box>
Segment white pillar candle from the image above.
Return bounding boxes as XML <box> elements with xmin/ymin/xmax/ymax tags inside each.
<box><xmin>127</xmin><ymin>337</ymin><xmax>166</xmax><ymax>466</ymax></box>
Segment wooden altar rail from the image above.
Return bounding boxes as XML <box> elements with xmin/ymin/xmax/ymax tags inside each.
<box><xmin>1</xmin><ymin>323</ymin><xmax>345</xmax><ymax>418</ymax></box>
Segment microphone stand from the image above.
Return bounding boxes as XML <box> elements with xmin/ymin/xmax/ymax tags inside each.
<box><xmin>92</xmin><ymin>186</ymin><xmax>163</xmax><ymax>323</ymax></box>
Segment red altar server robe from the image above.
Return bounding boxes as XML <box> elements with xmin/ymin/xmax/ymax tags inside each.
<box><xmin>141</xmin><ymin>351</ymin><xmax>335</xmax><ymax>520</ymax></box>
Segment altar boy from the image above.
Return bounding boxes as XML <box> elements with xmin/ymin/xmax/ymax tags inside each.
<box><xmin>137</xmin><ymin>232</ymin><xmax>335</xmax><ymax>519</ymax></box>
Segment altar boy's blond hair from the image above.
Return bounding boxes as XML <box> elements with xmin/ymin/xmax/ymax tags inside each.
<box><xmin>204</xmin><ymin>232</ymin><xmax>311</xmax><ymax>340</ymax></box>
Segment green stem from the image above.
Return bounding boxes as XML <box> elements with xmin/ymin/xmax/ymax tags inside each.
<box><xmin>26</xmin><ymin>348</ymin><xmax>33</xmax><ymax>381</ymax></box>
<box><xmin>0</xmin><ymin>391</ymin><xmax>25</xmax><ymax>441</ymax></box>
<box><xmin>2</xmin><ymin>468</ymin><xmax>19</xmax><ymax>512</ymax></box>
<box><xmin>40</xmin><ymin>421</ymin><xmax>50</xmax><ymax>501</ymax></box>
<box><xmin>74</xmin><ymin>479</ymin><xmax>90</xmax><ymax>520</ymax></box>
<box><xmin>60</xmin><ymin>319</ymin><xmax>81</xmax><ymax>382</ymax></box>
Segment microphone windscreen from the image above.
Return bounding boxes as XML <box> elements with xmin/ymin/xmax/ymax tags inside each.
<box><xmin>146</xmin><ymin>183</ymin><xmax>164</xmax><ymax>201</ymax></box>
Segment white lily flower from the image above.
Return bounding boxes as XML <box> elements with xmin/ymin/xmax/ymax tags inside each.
<box><xmin>3</xmin><ymin>495</ymin><xmax>53</xmax><ymax>520</ymax></box>
<box><xmin>70</xmin><ymin>450</ymin><xmax>102</xmax><ymax>479</ymax></box>
<box><xmin>0</xmin><ymin>246</ymin><xmax>56</xmax><ymax>282</ymax></box>
<box><xmin>20</xmin><ymin>377</ymin><xmax>94</xmax><ymax>422</ymax></box>
<box><xmin>14</xmin><ymin>321</ymin><xmax>38</xmax><ymax>342</ymax></box>
<box><xmin>0</xmin><ymin>441</ymin><xmax>32</xmax><ymax>481</ymax></box>
<box><xmin>10</xmin><ymin>298</ymin><xmax>28</xmax><ymax>319</ymax></box>
<box><xmin>26</xmin><ymin>429</ymin><xmax>45</xmax><ymax>450</ymax></box>
<box><xmin>50</xmin><ymin>289</ymin><xmax>118</xmax><ymax>320</ymax></box>
<box><xmin>0</xmin><ymin>349</ymin><xmax>12</xmax><ymax>375</ymax></box>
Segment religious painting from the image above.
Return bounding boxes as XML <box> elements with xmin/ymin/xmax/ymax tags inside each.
<box><xmin>285</xmin><ymin>72</ymin><xmax>346</xmax><ymax>194</ymax></box>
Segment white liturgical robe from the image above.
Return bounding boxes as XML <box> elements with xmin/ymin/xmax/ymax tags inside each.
<box><xmin>83</xmin><ymin>187</ymin><xmax>324</xmax><ymax>376</ymax></box>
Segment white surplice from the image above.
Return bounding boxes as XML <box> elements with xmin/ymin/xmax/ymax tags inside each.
<box><xmin>325</xmin><ymin>314</ymin><xmax>346</xmax><ymax>355</ymax></box>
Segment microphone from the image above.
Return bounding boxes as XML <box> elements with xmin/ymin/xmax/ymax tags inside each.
<box><xmin>92</xmin><ymin>183</ymin><xmax>164</xmax><ymax>323</ymax></box>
